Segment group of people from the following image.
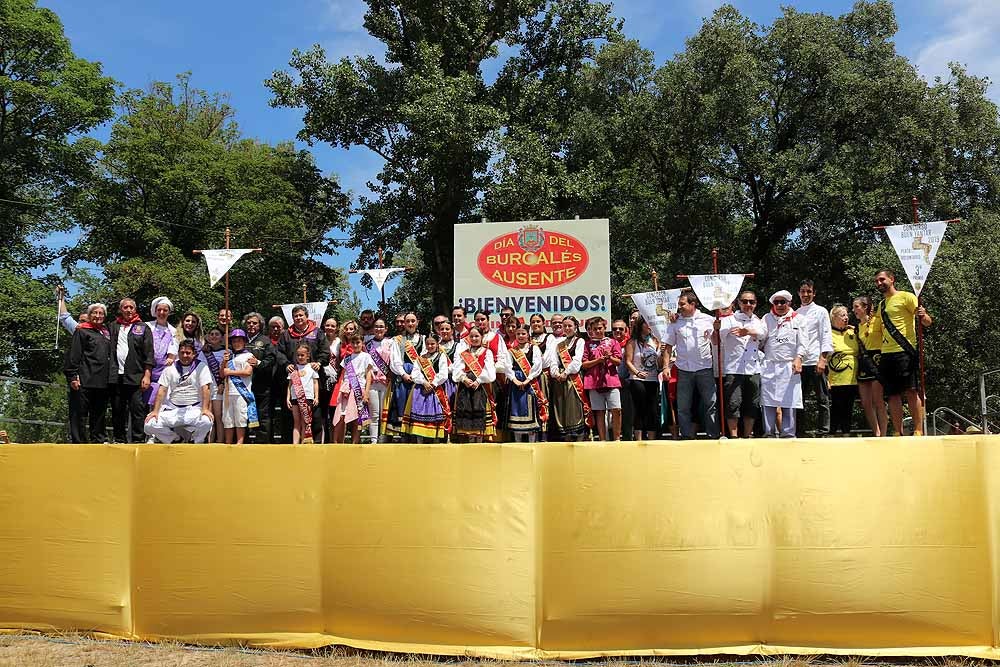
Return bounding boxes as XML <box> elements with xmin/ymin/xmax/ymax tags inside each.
<box><xmin>58</xmin><ymin>267</ymin><xmax>931</xmax><ymax>444</ymax></box>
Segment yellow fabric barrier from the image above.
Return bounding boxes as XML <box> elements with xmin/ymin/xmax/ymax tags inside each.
<box><xmin>1</xmin><ymin>438</ymin><xmax>999</xmax><ymax>659</ymax></box>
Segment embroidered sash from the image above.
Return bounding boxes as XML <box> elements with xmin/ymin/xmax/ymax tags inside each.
<box><xmin>289</xmin><ymin>366</ymin><xmax>314</xmax><ymax>443</ymax></box>
<box><xmin>407</xmin><ymin>344</ymin><xmax>452</xmax><ymax>432</ymax></box>
<box><xmin>343</xmin><ymin>355</ymin><xmax>370</xmax><ymax>426</ymax></box>
<box><xmin>461</xmin><ymin>348</ymin><xmax>495</xmax><ymax>428</ymax></box>
<box><xmin>558</xmin><ymin>339</ymin><xmax>593</xmax><ymax>427</ymax></box>
<box><xmin>227</xmin><ymin>353</ymin><xmax>260</xmax><ymax>429</ymax></box>
<box><xmin>511</xmin><ymin>346</ymin><xmax>548</xmax><ymax>424</ymax></box>
<box><xmin>203</xmin><ymin>349</ymin><xmax>223</xmax><ymax>386</ymax></box>
<box><xmin>366</xmin><ymin>339</ymin><xmax>390</xmax><ymax>381</ymax></box>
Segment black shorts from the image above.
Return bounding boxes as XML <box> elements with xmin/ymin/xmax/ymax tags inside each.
<box><xmin>723</xmin><ymin>374</ymin><xmax>760</xmax><ymax>419</ymax></box>
<box><xmin>878</xmin><ymin>351</ymin><xmax>918</xmax><ymax>396</ymax></box>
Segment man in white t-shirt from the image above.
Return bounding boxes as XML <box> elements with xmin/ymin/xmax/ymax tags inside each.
<box><xmin>663</xmin><ymin>291</ymin><xmax>720</xmax><ymax>438</ymax></box>
<box><xmin>795</xmin><ymin>279</ymin><xmax>833</xmax><ymax>436</ymax></box>
<box><xmin>144</xmin><ymin>339</ymin><xmax>214</xmax><ymax>443</ymax></box>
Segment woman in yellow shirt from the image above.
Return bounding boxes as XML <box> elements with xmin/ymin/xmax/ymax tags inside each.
<box><xmin>852</xmin><ymin>296</ymin><xmax>887</xmax><ymax>437</ymax></box>
<box><xmin>828</xmin><ymin>305</ymin><xmax>859</xmax><ymax>436</ymax></box>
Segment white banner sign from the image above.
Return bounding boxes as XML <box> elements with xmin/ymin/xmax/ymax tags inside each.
<box><xmin>200</xmin><ymin>249</ymin><xmax>254</xmax><ymax>287</ymax></box>
<box><xmin>359</xmin><ymin>267</ymin><xmax>406</xmax><ymax>292</ymax></box>
<box><xmin>687</xmin><ymin>274</ymin><xmax>745</xmax><ymax>311</ymax></box>
<box><xmin>280</xmin><ymin>302</ymin><xmax>329</xmax><ymax>328</ymax></box>
<box><xmin>630</xmin><ymin>289</ymin><xmax>683</xmax><ymax>340</ymax></box>
<box><xmin>453</xmin><ymin>219</ymin><xmax>610</xmax><ymax>324</ymax></box>
<box><xmin>885</xmin><ymin>221</ymin><xmax>947</xmax><ymax>295</ymax></box>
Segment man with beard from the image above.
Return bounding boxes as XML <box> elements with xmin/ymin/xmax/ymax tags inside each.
<box><xmin>107</xmin><ymin>297</ymin><xmax>154</xmax><ymax>443</ymax></box>
<box><xmin>243</xmin><ymin>312</ymin><xmax>275</xmax><ymax>443</ymax></box>
<box><xmin>794</xmin><ymin>279</ymin><xmax>833</xmax><ymax>436</ymax></box>
<box><xmin>359</xmin><ymin>309</ymin><xmax>376</xmax><ymax>342</ymax></box>
<box><xmin>870</xmin><ymin>269</ymin><xmax>933</xmax><ymax>436</ymax></box>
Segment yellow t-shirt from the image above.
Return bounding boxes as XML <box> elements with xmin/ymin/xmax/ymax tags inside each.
<box><xmin>856</xmin><ymin>318</ymin><xmax>880</xmax><ymax>353</ymax></box>
<box><xmin>829</xmin><ymin>326</ymin><xmax>859</xmax><ymax>386</ymax></box>
<box><xmin>870</xmin><ymin>291</ymin><xmax>918</xmax><ymax>354</ymax></box>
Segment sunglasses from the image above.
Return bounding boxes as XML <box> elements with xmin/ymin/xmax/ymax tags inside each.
<box><xmin>612</xmin><ymin>327</ymin><xmax>626</xmax><ymax>331</ymax></box>
<box><xmin>772</xmin><ymin>299</ymin><xmax>789</xmax><ymax>305</ymax></box>
<box><xmin>740</xmin><ymin>299</ymin><xmax>756</xmax><ymax>305</ymax></box>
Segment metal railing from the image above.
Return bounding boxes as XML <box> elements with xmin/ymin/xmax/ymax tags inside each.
<box><xmin>0</xmin><ymin>375</ymin><xmax>68</xmax><ymax>443</ymax></box>
<box><xmin>980</xmin><ymin>369</ymin><xmax>1000</xmax><ymax>434</ymax></box>
<box><xmin>930</xmin><ymin>406</ymin><xmax>996</xmax><ymax>435</ymax></box>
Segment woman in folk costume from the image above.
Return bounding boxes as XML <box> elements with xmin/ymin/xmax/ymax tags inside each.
<box><xmin>436</xmin><ymin>321</ymin><xmax>459</xmax><ymax>412</ymax></box>
<box><xmin>143</xmin><ymin>297</ymin><xmax>179</xmax><ymax>422</ymax></box>
<box><xmin>331</xmin><ymin>332</ymin><xmax>374</xmax><ymax>444</ymax></box>
<box><xmin>384</xmin><ymin>312</ymin><xmax>425</xmax><ymax>441</ymax></box>
<box><xmin>200</xmin><ymin>326</ymin><xmax>227</xmax><ymax>442</ymax></box>
<box><xmin>364</xmin><ymin>318</ymin><xmax>392</xmax><ymax>443</ymax></box>
<box><xmin>529</xmin><ymin>313</ymin><xmax>555</xmax><ymax>441</ymax></box>
<box><xmin>547</xmin><ymin>315</ymin><xmax>591</xmax><ymax>441</ymax></box>
<box><xmin>402</xmin><ymin>333</ymin><xmax>452</xmax><ymax>442</ymax></box>
<box><xmin>451</xmin><ymin>327</ymin><xmax>497</xmax><ymax>442</ymax></box>
<box><xmin>759</xmin><ymin>290</ymin><xmax>806</xmax><ymax>438</ymax></box>
<box><xmin>471</xmin><ymin>310</ymin><xmax>508</xmax><ymax>439</ymax></box>
<box><xmin>506</xmin><ymin>323</ymin><xmax>546</xmax><ymax>442</ymax></box>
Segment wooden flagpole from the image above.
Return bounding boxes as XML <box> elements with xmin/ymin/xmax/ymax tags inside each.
<box><xmin>677</xmin><ymin>249</ymin><xmax>755</xmax><ymax>438</ymax></box>
<box><xmin>349</xmin><ymin>247</ymin><xmax>410</xmax><ymax>314</ymax></box>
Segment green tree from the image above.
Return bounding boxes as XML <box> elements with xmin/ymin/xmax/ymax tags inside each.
<box><xmin>267</xmin><ymin>0</ymin><xmax>620</xmax><ymax>313</ymax></box>
<box><xmin>67</xmin><ymin>74</ymin><xmax>353</xmax><ymax>320</ymax></box>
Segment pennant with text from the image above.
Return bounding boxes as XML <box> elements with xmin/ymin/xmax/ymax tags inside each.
<box><xmin>280</xmin><ymin>301</ymin><xmax>330</xmax><ymax>328</ymax></box>
<box><xmin>360</xmin><ymin>267</ymin><xmax>406</xmax><ymax>292</ymax></box>
<box><xmin>630</xmin><ymin>289</ymin><xmax>684</xmax><ymax>340</ymax></box>
<box><xmin>884</xmin><ymin>221</ymin><xmax>947</xmax><ymax>296</ymax></box>
<box><xmin>200</xmin><ymin>249</ymin><xmax>255</xmax><ymax>288</ymax></box>
<box><xmin>687</xmin><ymin>274</ymin><xmax>745</xmax><ymax>312</ymax></box>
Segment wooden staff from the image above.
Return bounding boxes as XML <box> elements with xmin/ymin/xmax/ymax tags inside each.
<box><xmin>677</xmin><ymin>249</ymin><xmax>755</xmax><ymax>438</ymax></box>
<box><xmin>621</xmin><ymin>269</ymin><xmax>661</xmax><ymax>299</ymax></box>
<box><xmin>193</xmin><ymin>228</ymin><xmax>263</xmax><ymax>441</ymax></box>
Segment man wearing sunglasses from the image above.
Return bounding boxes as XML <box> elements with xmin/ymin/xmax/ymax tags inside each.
<box><xmin>794</xmin><ymin>280</ymin><xmax>834</xmax><ymax>436</ymax></box>
<box><xmin>611</xmin><ymin>319</ymin><xmax>632</xmax><ymax>439</ymax></box>
<box><xmin>760</xmin><ymin>290</ymin><xmax>805</xmax><ymax>437</ymax></box>
<box><xmin>719</xmin><ymin>290</ymin><xmax>765</xmax><ymax>437</ymax></box>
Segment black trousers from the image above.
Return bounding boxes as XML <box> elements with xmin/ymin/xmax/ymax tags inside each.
<box><xmin>797</xmin><ymin>365</ymin><xmax>831</xmax><ymax>437</ymax></box>
<box><xmin>110</xmin><ymin>378</ymin><xmax>146</xmax><ymax>443</ymax></box>
<box><xmin>248</xmin><ymin>390</ymin><xmax>272</xmax><ymax>443</ymax></box>
<box><xmin>71</xmin><ymin>387</ymin><xmax>109</xmax><ymax>443</ymax></box>
<box><xmin>830</xmin><ymin>385</ymin><xmax>857</xmax><ymax>436</ymax></box>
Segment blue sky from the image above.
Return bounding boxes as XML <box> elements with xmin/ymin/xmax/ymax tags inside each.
<box><xmin>38</xmin><ymin>0</ymin><xmax>999</xmax><ymax>307</ymax></box>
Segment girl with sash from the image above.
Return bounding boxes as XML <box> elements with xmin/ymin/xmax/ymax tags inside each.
<box><xmin>286</xmin><ymin>343</ymin><xmax>320</xmax><ymax>443</ymax></box>
<box><xmin>176</xmin><ymin>311</ymin><xmax>204</xmax><ymax>353</ymax></box>
<box><xmin>529</xmin><ymin>313</ymin><xmax>555</xmax><ymax>441</ymax></box>
<box><xmin>437</xmin><ymin>321</ymin><xmax>458</xmax><ymax>408</ymax></box>
<box><xmin>471</xmin><ymin>310</ymin><xmax>508</xmax><ymax>441</ymax></box>
<box><xmin>547</xmin><ymin>316</ymin><xmax>591</xmax><ymax>441</ymax></box>
<box><xmin>331</xmin><ymin>333</ymin><xmax>374</xmax><ymax>443</ymax></box>
<box><xmin>200</xmin><ymin>326</ymin><xmax>226</xmax><ymax>442</ymax></box>
<box><xmin>144</xmin><ymin>298</ymin><xmax>179</xmax><ymax>422</ymax></box>
<box><xmin>220</xmin><ymin>328</ymin><xmax>258</xmax><ymax>445</ymax></box>
<box><xmin>366</xmin><ymin>318</ymin><xmax>392</xmax><ymax>443</ymax></box>
<box><xmin>403</xmin><ymin>333</ymin><xmax>452</xmax><ymax>442</ymax></box>
<box><xmin>450</xmin><ymin>327</ymin><xmax>497</xmax><ymax>442</ymax></box>
<box><xmin>506</xmin><ymin>323</ymin><xmax>546</xmax><ymax>441</ymax></box>
<box><xmin>384</xmin><ymin>312</ymin><xmax>425</xmax><ymax>441</ymax></box>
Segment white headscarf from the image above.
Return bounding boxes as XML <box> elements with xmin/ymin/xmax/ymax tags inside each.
<box><xmin>150</xmin><ymin>296</ymin><xmax>174</xmax><ymax>317</ymax></box>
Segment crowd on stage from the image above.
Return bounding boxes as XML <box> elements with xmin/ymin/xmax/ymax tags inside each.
<box><xmin>57</xmin><ymin>268</ymin><xmax>932</xmax><ymax>444</ymax></box>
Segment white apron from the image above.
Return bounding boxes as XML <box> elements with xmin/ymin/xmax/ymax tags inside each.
<box><xmin>761</xmin><ymin>359</ymin><xmax>802</xmax><ymax>409</ymax></box>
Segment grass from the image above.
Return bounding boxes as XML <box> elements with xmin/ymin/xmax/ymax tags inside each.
<box><xmin>0</xmin><ymin>635</ymin><xmax>992</xmax><ymax>667</ymax></box>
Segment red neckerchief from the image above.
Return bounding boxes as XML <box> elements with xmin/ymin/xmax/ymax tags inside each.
<box><xmin>116</xmin><ymin>313</ymin><xmax>141</xmax><ymax>325</ymax></box>
<box><xmin>288</xmin><ymin>320</ymin><xmax>317</xmax><ymax>339</ymax></box>
<box><xmin>771</xmin><ymin>307</ymin><xmax>797</xmax><ymax>329</ymax></box>
<box><xmin>269</xmin><ymin>334</ymin><xmax>280</xmax><ymax>345</ymax></box>
<box><xmin>78</xmin><ymin>321</ymin><xmax>110</xmax><ymax>338</ymax></box>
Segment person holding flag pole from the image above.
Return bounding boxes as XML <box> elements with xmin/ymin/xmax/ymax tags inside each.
<box><xmin>193</xmin><ymin>228</ymin><xmax>261</xmax><ymax>441</ymax></box>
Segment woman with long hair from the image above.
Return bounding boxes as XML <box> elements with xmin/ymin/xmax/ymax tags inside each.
<box><xmin>625</xmin><ymin>316</ymin><xmax>662</xmax><ymax>440</ymax></box>
<box><xmin>852</xmin><ymin>295</ymin><xmax>888</xmax><ymax>436</ymax></box>
<box><xmin>547</xmin><ymin>316</ymin><xmax>589</xmax><ymax>441</ymax></box>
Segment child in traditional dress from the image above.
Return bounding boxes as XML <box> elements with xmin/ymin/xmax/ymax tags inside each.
<box><xmin>548</xmin><ymin>316</ymin><xmax>590</xmax><ymax>441</ymax></box>
<box><xmin>366</xmin><ymin>318</ymin><xmax>392</xmax><ymax>443</ymax></box>
<box><xmin>404</xmin><ymin>333</ymin><xmax>451</xmax><ymax>442</ymax></box>
<box><xmin>450</xmin><ymin>327</ymin><xmax>497</xmax><ymax>442</ymax></box>
<box><xmin>506</xmin><ymin>323</ymin><xmax>544</xmax><ymax>442</ymax></box>
<box><xmin>286</xmin><ymin>343</ymin><xmax>320</xmax><ymax>444</ymax></box>
<box><xmin>331</xmin><ymin>333</ymin><xmax>374</xmax><ymax>444</ymax></box>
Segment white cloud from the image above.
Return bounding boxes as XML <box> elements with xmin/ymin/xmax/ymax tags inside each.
<box><xmin>914</xmin><ymin>0</ymin><xmax>1000</xmax><ymax>93</ymax></box>
<box><xmin>319</xmin><ymin>0</ymin><xmax>382</xmax><ymax>61</ymax></box>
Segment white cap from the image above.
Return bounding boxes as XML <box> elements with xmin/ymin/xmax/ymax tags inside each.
<box><xmin>150</xmin><ymin>296</ymin><xmax>174</xmax><ymax>316</ymax></box>
<box><xmin>769</xmin><ymin>290</ymin><xmax>793</xmax><ymax>304</ymax></box>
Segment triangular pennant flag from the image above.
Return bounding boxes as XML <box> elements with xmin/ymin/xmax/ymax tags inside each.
<box><xmin>884</xmin><ymin>221</ymin><xmax>947</xmax><ymax>295</ymax></box>
<box><xmin>687</xmin><ymin>274</ymin><xmax>745</xmax><ymax>312</ymax></box>
<box><xmin>630</xmin><ymin>289</ymin><xmax>684</xmax><ymax>340</ymax></box>
<box><xmin>280</xmin><ymin>302</ymin><xmax>329</xmax><ymax>328</ymax></box>
<box><xmin>361</xmin><ymin>267</ymin><xmax>406</xmax><ymax>292</ymax></box>
<box><xmin>200</xmin><ymin>249</ymin><xmax>254</xmax><ymax>287</ymax></box>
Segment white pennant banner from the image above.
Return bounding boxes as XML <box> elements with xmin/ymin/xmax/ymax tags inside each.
<box><xmin>884</xmin><ymin>221</ymin><xmax>947</xmax><ymax>296</ymax></box>
<box><xmin>360</xmin><ymin>267</ymin><xmax>406</xmax><ymax>292</ymax></box>
<box><xmin>280</xmin><ymin>301</ymin><xmax>330</xmax><ymax>328</ymax></box>
<box><xmin>200</xmin><ymin>249</ymin><xmax>255</xmax><ymax>287</ymax></box>
<box><xmin>630</xmin><ymin>289</ymin><xmax>684</xmax><ymax>340</ymax></box>
<box><xmin>687</xmin><ymin>274</ymin><xmax>745</xmax><ymax>312</ymax></box>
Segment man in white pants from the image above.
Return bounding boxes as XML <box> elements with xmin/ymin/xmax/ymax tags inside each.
<box><xmin>144</xmin><ymin>339</ymin><xmax>214</xmax><ymax>443</ymax></box>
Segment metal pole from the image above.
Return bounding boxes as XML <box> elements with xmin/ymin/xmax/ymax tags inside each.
<box><xmin>981</xmin><ymin>372</ymin><xmax>989</xmax><ymax>434</ymax></box>
<box><xmin>712</xmin><ymin>248</ymin><xmax>725</xmax><ymax>437</ymax></box>
<box><xmin>912</xmin><ymin>197</ymin><xmax>928</xmax><ymax>435</ymax></box>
